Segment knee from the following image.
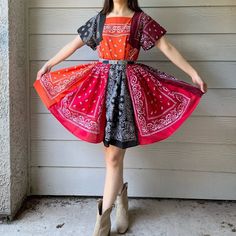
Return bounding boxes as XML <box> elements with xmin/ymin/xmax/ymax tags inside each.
<box><xmin>105</xmin><ymin>153</ymin><xmax>123</xmax><ymax>168</ymax></box>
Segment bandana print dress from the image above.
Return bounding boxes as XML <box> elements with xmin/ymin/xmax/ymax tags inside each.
<box><xmin>33</xmin><ymin>13</ymin><xmax>205</xmax><ymax>149</ymax></box>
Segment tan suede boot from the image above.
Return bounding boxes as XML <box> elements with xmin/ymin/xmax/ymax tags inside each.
<box><xmin>92</xmin><ymin>198</ymin><xmax>114</xmax><ymax>236</ymax></box>
<box><xmin>115</xmin><ymin>182</ymin><xmax>129</xmax><ymax>234</ymax></box>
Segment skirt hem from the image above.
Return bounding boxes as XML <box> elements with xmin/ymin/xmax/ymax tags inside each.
<box><xmin>103</xmin><ymin>139</ymin><xmax>139</xmax><ymax>149</ymax></box>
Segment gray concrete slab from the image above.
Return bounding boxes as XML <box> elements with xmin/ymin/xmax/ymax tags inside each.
<box><xmin>0</xmin><ymin>197</ymin><xmax>236</xmax><ymax>236</ymax></box>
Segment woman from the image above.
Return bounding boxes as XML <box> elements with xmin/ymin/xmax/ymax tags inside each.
<box><xmin>34</xmin><ymin>0</ymin><xmax>207</xmax><ymax>235</ymax></box>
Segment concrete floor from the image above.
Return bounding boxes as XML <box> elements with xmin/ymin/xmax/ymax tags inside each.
<box><xmin>0</xmin><ymin>197</ymin><xmax>236</xmax><ymax>236</ymax></box>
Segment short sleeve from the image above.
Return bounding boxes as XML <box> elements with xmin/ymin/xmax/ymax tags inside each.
<box><xmin>140</xmin><ymin>13</ymin><xmax>167</xmax><ymax>51</ymax></box>
<box><xmin>77</xmin><ymin>15</ymin><xmax>97</xmax><ymax>50</ymax></box>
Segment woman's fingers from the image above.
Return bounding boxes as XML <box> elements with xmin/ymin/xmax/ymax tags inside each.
<box><xmin>199</xmin><ymin>81</ymin><xmax>207</xmax><ymax>94</ymax></box>
<box><xmin>191</xmin><ymin>74</ymin><xmax>208</xmax><ymax>94</ymax></box>
<box><xmin>36</xmin><ymin>65</ymin><xmax>51</xmax><ymax>80</ymax></box>
<box><xmin>203</xmin><ymin>82</ymin><xmax>208</xmax><ymax>93</ymax></box>
<box><xmin>36</xmin><ymin>71</ymin><xmax>42</xmax><ymax>80</ymax></box>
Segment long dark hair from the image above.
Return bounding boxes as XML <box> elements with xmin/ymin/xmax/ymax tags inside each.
<box><xmin>100</xmin><ymin>0</ymin><xmax>143</xmax><ymax>15</ymax></box>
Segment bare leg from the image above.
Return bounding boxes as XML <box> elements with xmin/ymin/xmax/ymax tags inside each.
<box><xmin>102</xmin><ymin>144</ymin><xmax>127</xmax><ymax>214</ymax></box>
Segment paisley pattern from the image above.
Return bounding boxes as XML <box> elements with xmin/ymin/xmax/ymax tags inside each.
<box><xmin>139</xmin><ymin>12</ymin><xmax>167</xmax><ymax>50</ymax></box>
<box><xmin>77</xmin><ymin>15</ymin><xmax>98</xmax><ymax>50</ymax></box>
<box><xmin>48</xmin><ymin>63</ymin><xmax>110</xmax><ymax>143</ymax></box>
<box><xmin>126</xmin><ymin>63</ymin><xmax>201</xmax><ymax>144</ymax></box>
<box><xmin>103</xmin><ymin>64</ymin><xmax>139</xmax><ymax>148</ymax></box>
<box><xmin>34</xmin><ymin>62</ymin><xmax>97</xmax><ymax>108</ymax></box>
<box><xmin>40</xmin><ymin>63</ymin><xmax>96</xmax><ymax>100</ymax></box>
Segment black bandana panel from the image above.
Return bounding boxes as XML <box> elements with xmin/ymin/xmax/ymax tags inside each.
<box><xmin>77</xmin><ymin>15</ymin><xmax>97</xmax><ymax>50</ymax></box>
<box><xmin>103</xmin><ymin>64</ymin><xmax>139</xmax><ymax>149</ymax></box>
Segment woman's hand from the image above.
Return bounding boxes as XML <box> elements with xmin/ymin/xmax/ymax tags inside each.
<box><xmin>191</xmin><ymin>73</ymin><xmax>208</xmax><ymax>94</ymax></box>
<box><xmin>36</xmin><ymin>63</ymin><xmax>52</xmax><ymax>80</ymax></box>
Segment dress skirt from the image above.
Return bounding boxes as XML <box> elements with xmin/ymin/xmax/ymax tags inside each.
<box><xmin>33</xmin><ymin>59</ymin><xmax>204</xmax><ymax>149</ymax></box>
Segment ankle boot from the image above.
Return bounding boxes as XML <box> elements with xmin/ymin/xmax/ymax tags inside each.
<box><xmin>115</xmin><ymin>182</ymin><xmax>129</xmax><ymax>234</ymax></box>
<box><xmin>92</xmin><ymin>198</ymin><xmax>114</xmax><ymax>236</ymax></box>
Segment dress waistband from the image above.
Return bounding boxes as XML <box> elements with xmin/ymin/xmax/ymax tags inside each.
<box><xmin>98</xmin><ymin>58</ymin><xmax>136</xmax><ymax>64</ymax></box>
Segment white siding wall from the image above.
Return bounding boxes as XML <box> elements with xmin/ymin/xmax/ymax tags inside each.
<box><xmin>28</xmin><ymin>0</ymin><xmax>236</xmax><ymax>199</ymax></box>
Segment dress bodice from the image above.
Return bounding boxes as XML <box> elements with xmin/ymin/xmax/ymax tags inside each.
<box><xmin>97</xmin><ymin>17</ymin><xmax>140</xmax><ymax>61</ymax></box>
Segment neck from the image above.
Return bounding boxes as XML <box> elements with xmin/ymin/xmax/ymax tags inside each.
<box><xmin>111</xmin><ymin>0</ymin><xmax>130</xmax><ymax>15</ymax></box>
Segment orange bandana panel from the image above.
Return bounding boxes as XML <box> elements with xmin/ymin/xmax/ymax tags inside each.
<box><xmin>97</xmin><ymin>17</ymin><xmax>140</xmax><ymax>61</ymax></box>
